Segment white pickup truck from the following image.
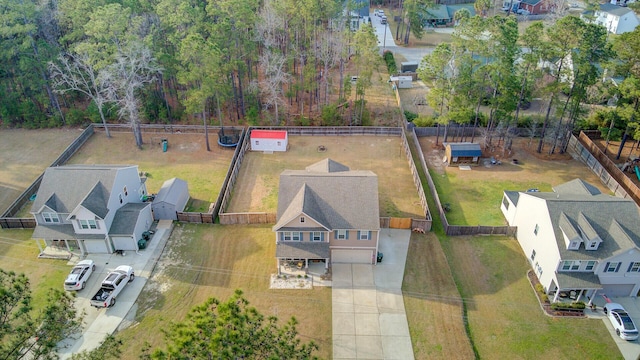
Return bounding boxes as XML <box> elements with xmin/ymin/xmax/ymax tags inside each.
<box><xmin>90</xmin><ymin>265</ymin><xmax>135</xmax><ymax>309</ymax></box>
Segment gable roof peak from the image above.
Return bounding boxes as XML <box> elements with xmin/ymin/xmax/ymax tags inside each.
<box><xmin>553</xmin><ymin>179</ymin><xmax>601</xmax><ymax>196</ymax></box>
<box><xmin>305</xmin><ymin>158</ymin><xmax>350</xmax><ymax>173</ymax></box>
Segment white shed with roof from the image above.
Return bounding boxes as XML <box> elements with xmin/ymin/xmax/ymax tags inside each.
<box><xmin>152</xmin><ymin>178</ymin><xmax>189</xmax><ymax>220</ymax></box>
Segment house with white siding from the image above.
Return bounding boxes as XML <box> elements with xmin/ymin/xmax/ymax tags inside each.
<box><xmin>582</xmin><ymin>3</ymin><xmax>640</xmax><ymax>34</ymax></box>
<box><xmin>501</xmin><ymin>179</ymin><xmax>640</xmax><ymax>303</ymax></box>
<box><xmin>31</xmin><ymin>165</ymin><xmax>152</xmax><ymax>257</ymax></box>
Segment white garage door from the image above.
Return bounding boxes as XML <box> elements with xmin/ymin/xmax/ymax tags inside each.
<box><xmin>604</xmin><ymin>284</ymin><xmax>635</xmax><ymax>297</ymax></box>
<box><xmin>331</xmin><ymin>250</ymin><xmax>372</xmax><ymax>264</ymax></box>
<box><xmin>112</xmin><ymin>236</ymin><xmax>137</xmax><ymax>251</ymax></box>
<box><xmin>82</xmin><ymin>240</ymin><xmax>109</xmax><ymax>253</ymax></box>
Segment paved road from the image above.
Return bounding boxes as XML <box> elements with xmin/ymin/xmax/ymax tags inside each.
<box><xmin>370</xmin><ymin>13</ymin><xmax>435</xmax><ymax>64</ymax></box>
<box><xmin>332</xmin><ymin>229</ymin><xmax>414</xmax><ymax>359</ymax></box>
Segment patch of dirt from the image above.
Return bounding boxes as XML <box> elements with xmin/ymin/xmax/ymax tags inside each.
<box><xmin>419</xmin><ymin>136</ymin><xmax>609</xmax><ymax>193</ymax></box>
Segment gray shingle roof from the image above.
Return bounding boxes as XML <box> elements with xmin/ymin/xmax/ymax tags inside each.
<box><xmin>80</xmin><ymin>182</ymin><xmax>109</xmax><ymax>218</ymax></box>
<box><xmin>305</xmin><ymin>158</ymin><xmax>350</xmax><ymax>173</ymax></box>
<box><xmin>556</xmin><ymin>272</ymin><xmax>602</xmax><ymax>289</ymax></box>
<box><xmin>524</xmin><ymin>180</ymin><xmax>640</xmax><ymax>261</ymax></box>
<box><xmin>552</xmin><ymin>178</ymin><xmax>601</xmax><ymax>196</ymax></box>
<box><xmin>276</xmin><ymin>242</ymin><xmax>331</xmax><ymax>258</ymax></box>
<box><xmin>31</xmin><ymin>165</ymin><xmax>134</xmax><ymax>214</ymax></box>
<box><xmin>154</xmin><ymin>178</ymin><xmax>188</xmax><ymax>205</ymax></box>
<box><xmin>598</xmin><ymin>3</ymin><xmax>633</xmax><ymax>16</ymax></box>
<box><xmin>274</xmin><ymin>159</ymin><xmax>380</xmax><ymax>231</ymax></box>
<box><xmin>109</xmin><ymin>203</ymin><xmax>150</xmax><ymax>236</ymax></box>
<box><xmin>32</xmin><ymin>224</ymin><xmax>105</xmax><ymax>240</ymax></box>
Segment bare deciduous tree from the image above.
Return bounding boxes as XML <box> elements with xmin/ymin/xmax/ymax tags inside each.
<box><xmin>49</xmin><ymin>52</ymin><xmax>112</xmax><ymax>137</ymax></box>
<box><xmin>102</xmin><ymin>43</ymin><xmax>162</xmax><ymax>148</ymax></box>
<box><xmin>258</xmin><ymin>49</ymin><xmax>291</xmax><ymax>124</ymax></box>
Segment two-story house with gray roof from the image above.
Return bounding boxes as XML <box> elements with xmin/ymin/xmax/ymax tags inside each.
<box><xmin>31</xmin><ymin>165</ymin><xmax>152</xmax><ymax>257</ymax></box>
<box><xmin>273</xmin><ymin>159</ymin><xmax>380</xmax><ymax>272</ymax></box>
<box><xmin>501</xmin><ymin>179</ymin><xmax>640</xmax><ymax>303</ymax></box>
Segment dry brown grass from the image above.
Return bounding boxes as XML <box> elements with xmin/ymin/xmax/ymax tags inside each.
<box><xmin>227</xmin><ymin>135</ymin><xmax>424</xmax><ymax>218</ymax></box>
<box><xmin>116</xmin><ymin>224</ymin><xmax>332</xmax><ymax>359</ymax></box>
<box><xmin>0</xmin><ymin>128</ymin><xmax>80</xmax><ymax>213</ymax></box>
<box><xmin>403</xmin><ymin>232</ymin><xmax>475</xmax><ymax>359</ymax></box>
<box><xmin>66</xmin><ymin>131</ymin><xmax>235</xmax><ymax>212</ymax></box>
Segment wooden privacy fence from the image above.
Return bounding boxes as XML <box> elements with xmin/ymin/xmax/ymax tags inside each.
<box><xmin>568</xmin><ymin>132</ymin><xmax>640</xmax><ymax>204</ymax></box>
<box><xmin>176</xmin><ymin>212</ymin><xmax>215</xmax><ymax>223</ymax></box>
<box><xmin>216</xmin><ymin>126</ymin><xmax>432</xmax><ymax>230</ymax></box>
<box><xmin>412</xmin><ymin>128</ymin><xmax>517</xmax><ymax>237</ymax></box>
<box><xmin>0</xmin><ymin>218</ymin><xmax>36</xmax><ymax>229</ymax></box>
<box><xmin>0</xmin><ymin>125</ymin><xmax>95</xmax><ymax>228</ymax></box>
<box><xmin>380</xmin><ymin>217</ymin><xmax>430</xmax><ymax>232</ymax></box>
<box><xmin>219</xmin><ymin>212</ymin><xmax>277</xmax><ymax>225</ymax></box>
<box><xmin>94</xmin><ymin>123</ymin><xmax>244</xmax><ymax>134</ymax></box>
<box><xmin>446</xmin><ymin>225</ymin><xmax>517</xmax><ymax>237</ymax></box>
<box><xmin>399</xmin><ymin>131</ymin><xmax>433</xmax><ymax>230</ymax></box>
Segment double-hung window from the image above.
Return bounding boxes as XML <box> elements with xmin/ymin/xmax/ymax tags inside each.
<box><xmin>283</xmin><ymin>232</ymin><xmax>292</xmax><ymax>241</ymax></box>
<box><xmin>42</xmin><ymin>212</ymin><xmax>59</xmax><ymax>223</ymax></box>
<box><xmin>606</xmin><ymin>262</ymin><xmax>620</xmax><ymax>273</ymax></box>
<box><xmin>628</xmin><ymin>262</ymin><xmax>640</xmax><ymax>273</ymax></box>
<box><xmin>292</xmin><ymin>232</ymin><xmax>301</xmax><ymax>241</ymax></box>
<box><xmin>336</xmin><ymin>230</ymin><xmax>347</xmax><ymax>240</ymax></box>
<box><xmin>358</xmin><ymin>231</ymin><xmax>370</xmax><ymax>240</ymax></box>
<box><xmin>311</xmin><ymin>232</ymin><xmax>322</xmax><ymax>242</ymax></box>
<box><xmin>79</xmin><ymin>219</ymin><xmax>98</xmax><ymax>229</ymax></box>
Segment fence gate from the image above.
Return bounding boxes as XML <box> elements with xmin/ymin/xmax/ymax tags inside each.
<box><xmin>389</xmin><ymin>217</ymin><xmax>412</xmax><ymax>229</ymax></box>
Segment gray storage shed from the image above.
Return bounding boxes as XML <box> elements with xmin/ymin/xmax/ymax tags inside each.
<box><xmin>152</xmin><ymin>178</ymin><xmax>189</xmax><ymax>220</ymax></box>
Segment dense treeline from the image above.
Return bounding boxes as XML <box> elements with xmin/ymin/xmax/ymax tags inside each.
<box><xmin>0</xmin><ymin>0</ymin><xmax>382</xmax><ymax>135</ymax></box>
<box><xmin>416</xmin><ymin>15</ymin><xmax>640</xmax><ymax>155</ymax></box>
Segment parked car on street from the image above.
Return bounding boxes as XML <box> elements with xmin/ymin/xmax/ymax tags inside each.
<box><xmin>64</xmin><ymin>259</ymin><xmax>96</xmax><ymax>291</ymax></box>
<box><xmin>604</xmin><ymin>303</ymin><xmax>639</xmax><ymax>341</ymax></box>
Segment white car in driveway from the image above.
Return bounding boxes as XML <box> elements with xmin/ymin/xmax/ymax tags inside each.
<box><xmin>604</xmin><ymin>303</ymin><xmax>639</xmax><ymax>341</ymax></box>
<box><xmin>64</xmin><ymin>259</ymin><xmax>96</xmax><ymax>291</ymax></box>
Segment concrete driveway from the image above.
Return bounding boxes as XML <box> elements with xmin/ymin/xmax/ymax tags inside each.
<box><xmin>57</xmin><ymin>220</ymin><xmax>174</xmax><ymax>358</ymax></box>
<box><xmin>590</xmin><ymin>296</ymin><xmax>640</xmax><ymax>360</ymax></box>
<box><xmin>332</xmin><ymin>229</ymin><xmax>414</xmax><ymax>359</ymax></box>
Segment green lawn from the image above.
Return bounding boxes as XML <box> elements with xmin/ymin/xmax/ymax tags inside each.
<box><xmin>439</xmin><ymin>235</ymin><xmax>621</xmax><ymax>359</ymax></box>
<box><xmin>0</xmin><ymin>229</ymin><xmax>72</xmax><ymax>314</ymax></box>
<box><xmin>430</xmin><ymin>170</ymin><xmax>544</xmax><ymax>226</ymax></box>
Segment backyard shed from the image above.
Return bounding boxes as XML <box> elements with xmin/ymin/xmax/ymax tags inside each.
<box><xmin>444</xmin><ymin>142</ymin><xmax>482</xmax><ymax>166</ymax></box>
<box><xmin>390</xmin><ymin>76</ymin><xmax>413</xmax><ymax>89</ymax></box>
<box><xmin>152</xmin><ymin>178</ymin><xmax>189</xmax><ymax>220</ymax></box>
<box><xmin>250</xmin><ymin>129</ymin><xmax>288</xmax><ymax>152</ymax></box>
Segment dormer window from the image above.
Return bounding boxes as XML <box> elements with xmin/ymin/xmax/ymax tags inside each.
<box><xmin>568</xmin><ymin>241</ymin><xmax>580</xmax><ymax>250</ymax></box>
<box><xmin>43</xmin><ymin>212</ymin><xmax>60</xmax><ymax>223</ymax></box>
<box><xmin>300</xmin><ymin>216</ymin><xmax>305</xmax><ymax>223</ymax></box>
<box><xmin>79</xmin><ymin>219</ymin><xmax>98</xmax><ymax>229</ymax></box>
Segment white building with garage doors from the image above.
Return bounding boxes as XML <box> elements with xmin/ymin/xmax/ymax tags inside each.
<box><xmin>30</xmin><ymin>165</ymin><xmax>152</xmax><ymax>257</ymax></box>
<box><xmin>501</xmin><ymin>179</ymin><xmax>640</xmax><ymax>302</ymax></box>
<box><xmin>272</xmin><ymin>158</ymin><xmax>380</xmax><ymax>273</ymax></box>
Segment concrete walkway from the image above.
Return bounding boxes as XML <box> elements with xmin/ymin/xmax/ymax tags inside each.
<box><xmin>333</xmin><ymin>229</ymin><xmax>414</xmax><ymax>359</ymax></box>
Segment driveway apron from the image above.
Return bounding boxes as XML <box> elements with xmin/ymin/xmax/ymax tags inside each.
<box><xmin>333</xmin><ymin>229</ymin><xmax>414</xmax><ymax>360</ymax></box>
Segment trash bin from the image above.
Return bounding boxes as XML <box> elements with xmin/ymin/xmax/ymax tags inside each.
<box><xmin>142</xmin><ymin>231</ymin><xmax>152</xmax><ymax>241</ymax></box>
<box><xmin>162</xmin><ymin>139</ymin><xmax>168</xmax><ymax>152</ymax></box>
<box><xmin>138</xmin><ymin>238</ymin><xmax>147</xmax><ymax>250</ymax></box>
<box><xmin>377</xmin><ymin>252</ymin><xmax>384</xmax><ymax>263</ymax></box>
